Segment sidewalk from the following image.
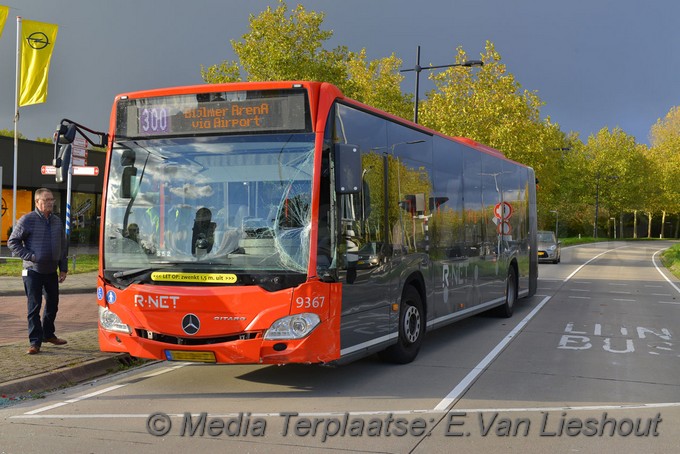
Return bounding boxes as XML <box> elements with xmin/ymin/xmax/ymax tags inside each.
<box><xmin>0</xmin><ymin>267</ymin><xmax>138</xmax><ymax>403</ymax></box>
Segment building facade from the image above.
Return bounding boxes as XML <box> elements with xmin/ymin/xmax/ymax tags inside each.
<box><xmin>0</xmin><ymin>135</ymin><xmax>105</xmax><ymax>245</ymax></box>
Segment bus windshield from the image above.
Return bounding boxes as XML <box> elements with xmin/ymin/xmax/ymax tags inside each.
<box><xmin>103</xmin><ymin>133</ymin><xmax>315</xmax><ymax>280</ymax></box>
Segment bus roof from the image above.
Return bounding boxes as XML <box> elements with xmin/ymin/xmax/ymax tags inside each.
<box><xmin>113</xmin><ymin>80</ymin><xmax>523</xmax><ymax>166</ymax></box>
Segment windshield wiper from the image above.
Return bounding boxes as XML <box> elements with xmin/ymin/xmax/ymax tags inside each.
<box><xmin>113</xmin><ymin>267</ymin><xmax>156</xmax><ymax>279</ymax></box>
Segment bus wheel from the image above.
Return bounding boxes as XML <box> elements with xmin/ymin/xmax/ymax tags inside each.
<box><xmin>379</xmin><ymin>286</ymin><xmax>424</xmax><ymax>364</ymax></box>
<box><xmin>495</xmin><ymin>266</ymin><xmax>517</xmax><ymax>318</ymax></box>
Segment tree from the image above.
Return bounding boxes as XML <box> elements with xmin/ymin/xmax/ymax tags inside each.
<box><xmin>649</xmin><ymin>106</ymin><xmax>680</xmax><ymax>238</ymax></box>
<box><xmin>343</xmin><ymin>49</ymin><xmax>412</xmax><ymax>120</ymax></box>
<box><xmin>200</xmin><ymin>0</ymin><xmax>411</xmax><ymax>117</ymax></box>
<box><xmin>581</xmin><ymin>127</ymin><xmax>650</xmax><ymax>238</ymax></box>
<box><xmin>417</xmin><ymin>41</ymin><xmax>570</xmax><ymax>228</ymax></box>
<box><xmin>0</xmin><ymin>129</ymin><xmax>26</xmax><ymax>139</ymax></box>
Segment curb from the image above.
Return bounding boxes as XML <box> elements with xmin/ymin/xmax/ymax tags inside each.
<box><xmin>1</xmin><ymin>287</ymin><xmax>97</xmax><ymax>297</ymax></box>
<box><xmin>0</xmin><ymin>353</ymin><xmax>133</xmax><ymax>397</ymax></box>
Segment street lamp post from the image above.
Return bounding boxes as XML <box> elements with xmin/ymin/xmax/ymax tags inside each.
<box><xmin>401</xmin><ymin>45</ymin><xmax>483</xmax><ymax>124</ymax></box>
<box><xmin>593</xmin><ymin>173</ymin><xmax>600</xmax><ymax>238</ymax></box>
<box><xmin>593</xmin><ymin>172</ymin><xmax>618</xmax><ymax>239</ymax></box>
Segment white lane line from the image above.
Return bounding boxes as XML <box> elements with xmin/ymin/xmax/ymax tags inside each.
<box><xmin>142</xmin><ymin>363</ymin><xmax>188</xmax><ymax>377</ymax></box>
<box><xmin>14</xmin><ymin>401</ymin><xmax>680</xmax><ymax>420</ymax></box>
<box><xmin>652</xmin><ymin>249</ymin><xmax>680</xmax><ymax>294</ymax></box>
<box><xmin>22</xmin><ymin>363</ymin><xmax>186</xmax><ymax>416</ymax></box>
<box><xmin>433</xmin><ymin>296</ymin><xmax>551</xmax><ymax>412</ymax></box>
<box><xmin>569</xmin><ymin>296</ymin><xmax>590</xmax><ymax>299</ymax></box>
<box><xmin>564</xmin><ymin>247</ymin><xmax>622</xmax><ymax>282</ymax></box>
<box><xmin>659</xmin><ymin>301</ymin><xmax>680</xmax><ymax>306</ymax></box>
<box><xmin>24</xmin><ymin>385</ymin><xmax>127</xmax><ymax>415</ymax></box>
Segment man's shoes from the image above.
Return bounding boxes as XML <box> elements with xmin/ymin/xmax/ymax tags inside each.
<box><xmin>44</xmin><ymin>337</ymin><xmax>68</xmax><ymax>345</ymax></box>
<box><xmin>27</xmin><ymin>345</ymin><xmax>40</xmax><ymax>355</ymax></box>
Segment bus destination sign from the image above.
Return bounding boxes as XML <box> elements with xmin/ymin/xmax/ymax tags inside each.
<box><xmin>122</xmin><ymin>90</ymin><xmax>309</xmax><ymax>138</ymax></box>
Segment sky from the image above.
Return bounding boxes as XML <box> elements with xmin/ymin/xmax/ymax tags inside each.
<box><xmin>1</xmin><ymin>0</ymin><xmax>679</xmax><ymax>146</ymax></box>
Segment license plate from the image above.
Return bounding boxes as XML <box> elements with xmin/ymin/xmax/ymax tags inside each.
<box><xmin>165</xmin><ymin>350</ymin><xmax>216</xmax><ymax>363</ymax></box>
<box><xmin>538</xmin><ymin>252</ymin><xmax>547</xmax><ymax>257</ymax></box>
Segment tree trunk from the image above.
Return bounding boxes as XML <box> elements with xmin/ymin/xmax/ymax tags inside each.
<box><xmin>633</xmin><ymin>210</ymin><xmax>638</xmax><ymax>239</ymax></box>
<box><xmin>660</xmin><ymin>210</ymin><xmax>667</xmax><ymax>239</ymax></box>
<box><xmin>647</xmin><ymin>212</ymin><xmax>653</xmax><ymax>238</ymax></box>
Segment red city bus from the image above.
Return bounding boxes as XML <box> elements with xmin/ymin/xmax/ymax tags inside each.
<box><xmin>74</xmin><ymin>81</ymin><xmax>537</xmax><ymax>365</ymax></box>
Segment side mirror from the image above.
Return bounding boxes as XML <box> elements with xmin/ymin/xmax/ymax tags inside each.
<box><xmin>55</xmin><ymin>123</ymin><xmax>77</xmax><ymax>144</ymax></box>
<box><xmin>120</xmin><ymin>149</ymin><xmax>136</xmax><ymax>167</ymax></box>
<box><xmin>54</xmin><ymin>144</ymin><xmax>71</xmax><ymax>183</ymax></box>
<box><xmin>334</xmin><ymin>143</ymin><xmax>362</xmax><ymax>195</ymax></box>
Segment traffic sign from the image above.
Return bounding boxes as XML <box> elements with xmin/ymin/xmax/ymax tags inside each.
<box><xmin>494</xmin><ymin>202</ymin><xmax>513</xmax><ymax>220</ymax></box>
<box><xmin>41</xmin><ymin>165</ymin><xmax>56</xmax><ymax>175</ymax></box>
<box><xmin>72</xmin><ymin>147</ymin><xmax>88</xmax><ymax>159</ymax></box>
<box><xmin>72</xmin><ymin>137</ymin><xmax>88</xmax><ymax>165</ymax></box>
<box><xmin>72</xmin><ymin>166</ymin><xmax>99</xmax><ymax>176</ymax></box>
<box><xmin>72</xmin><ymin>156</ymin><xmax>87</xmax><ymax>167</ymax></box>
<box><xmin>497</xmin><ymin>221</ymin><xmax>512</xmax><ymax>235</ymax></box>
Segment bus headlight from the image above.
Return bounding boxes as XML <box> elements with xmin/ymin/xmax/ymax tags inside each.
<box><xmin>264</xmin><ymin>313</ymin><xmax>321</xmax><ymax>340</ymax></box>
<box><xmin>99</xmin><ymin>306</ymin><xmax>131</xmax><ymax>334</ymax></box>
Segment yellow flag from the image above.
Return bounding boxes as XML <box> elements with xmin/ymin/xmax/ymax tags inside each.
<box><xmin>0</xmin><ymin>6</ymin><xmax>9</xmax><ymax>39</ymax></box>
<box><xmin>19</xmin><ymin>19</ymin><xmax>59</xmax><ymax>106</ymax></box>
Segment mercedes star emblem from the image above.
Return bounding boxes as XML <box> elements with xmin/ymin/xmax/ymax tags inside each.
<box><xmin>181</xmin><ymin>313</ymin><xmax>200</xmax><ymax>335</ymax></box>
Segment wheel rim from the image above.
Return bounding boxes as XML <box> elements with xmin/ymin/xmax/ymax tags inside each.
<box><xmin>403</xmin><ymin>305</ymin><xmax>421</xmax><ymax>343</ymax></box>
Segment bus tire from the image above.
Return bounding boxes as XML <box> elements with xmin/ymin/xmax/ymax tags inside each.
<box><xmin>379</xmin><ymin>286</ymin><xmax>424</xmax><ymax>364</ymax></box>
<box><xmin>495</xmin><ymin>265</ymin><xmax>517</xmax><ymax>318</ymax></box>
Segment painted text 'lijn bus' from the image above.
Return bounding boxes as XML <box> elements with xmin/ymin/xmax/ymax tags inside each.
<box><xmin>84</xmin><ymin>81</ymin><xmax>537</xmax><ymax>365</ymax></box>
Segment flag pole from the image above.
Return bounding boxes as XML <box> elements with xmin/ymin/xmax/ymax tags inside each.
<box><xmin>12</xmin><ymin>16</ymin><xmax>21</xmax><ymax>230</ymax></box>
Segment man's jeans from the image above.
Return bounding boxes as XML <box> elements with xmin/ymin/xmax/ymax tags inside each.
<box><xmin>23</xmin><ymin>270</ymin><xmax>60</xmax><ymax>347</ymax></box>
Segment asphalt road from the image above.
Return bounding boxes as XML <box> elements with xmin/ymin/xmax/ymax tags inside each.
<box><xmin>1</xmin><ymin>241</ymin><xmax>679</xmax><ymax>453</ymax></box>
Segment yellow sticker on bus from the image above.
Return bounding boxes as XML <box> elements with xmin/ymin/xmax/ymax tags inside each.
<box><xmin>151</xmin><ymin>272</ymin><xmax>237</xmax><ymax>283</ymax></box>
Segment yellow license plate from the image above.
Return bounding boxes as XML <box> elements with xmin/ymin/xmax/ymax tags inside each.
<box><xmin>165</xmin><ymin>350</ymin><xmax>216</xmax><ymax>363</ymax></box>
<box><xmin>538</xmin><ymin>252</ymin><xmax>547</xmax><ymax>257</ymax></box>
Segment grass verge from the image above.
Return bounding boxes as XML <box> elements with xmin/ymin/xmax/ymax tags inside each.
<box><xmin>660</xmin><ymin>243</ymin><xmax>680</xmax><ymax>280</ymax></box>
<box><xmin>0</xmin><ymin>254</ymin><xmax>98</xmax><ymax>276</ymax></box>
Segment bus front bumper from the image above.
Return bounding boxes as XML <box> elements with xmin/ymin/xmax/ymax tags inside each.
<box><xmin>98</xmin><ymin>320</ymin><xmax>341</xmax><ymax>365</ymax></box>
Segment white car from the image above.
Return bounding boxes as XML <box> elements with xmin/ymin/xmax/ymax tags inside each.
<box><xmin>537</xmin><ymin>230</ymin><xmax>561</xmax><ymax>264</ymax></box>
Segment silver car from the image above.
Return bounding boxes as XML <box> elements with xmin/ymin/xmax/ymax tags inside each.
<box><xmin>537</xmin><ymin>230</ymin><xmax>561</xmax><ymax>264</ymax></box>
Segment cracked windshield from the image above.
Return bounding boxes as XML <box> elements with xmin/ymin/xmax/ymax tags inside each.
<box><xmin>103</xmin><ymin>134</ymin><xmax>314</xmax><ymax>275</ymax></box>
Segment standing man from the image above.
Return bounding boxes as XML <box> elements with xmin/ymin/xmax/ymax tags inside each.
<box><xmin>8</xmin><ymin>188</ymin><xmax>69</xmax><ymax>355</ymax></box>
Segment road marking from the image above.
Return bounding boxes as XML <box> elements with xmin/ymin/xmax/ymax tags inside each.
<box><xmin>23</xmin><ymin>385</ymin><xmax>127</xmax><ymax>415</ymax></box>
<box><xmin>659</xmin><ymin>301</ymin><xmax>680</xmax><ymax>306</ymax></box>
<box><xmin>653</xmin><ymin>249</ymin><xmax>680</xmax><ymax>294</ymax></box>
<box><xmin>613</xmin><ymin>299</ymin><xmax>636</xmax><ymax>302</ymax></box>
<box><xmin>564</xmin><ymin>247</ymin><xmax>626</xmax><ymax>282</ymax></box>
<box><xmin>433</xmin><ymin>296</ymin><xmax>551</xmax><ymax>412</ymax></box>
<box><xmin>11</xmin><ymin>401</ymin><xmax>680</xmax><ymax>420</ymax></box>
<box><xmin>568</xmin><ymin>296</ymin><xmax>590</xmax><ymax>299</ymax></box>
<box><xmin>20</xmin><ymin>363</ymin><xmax>186</xmax><ymax>416</ymax></box>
